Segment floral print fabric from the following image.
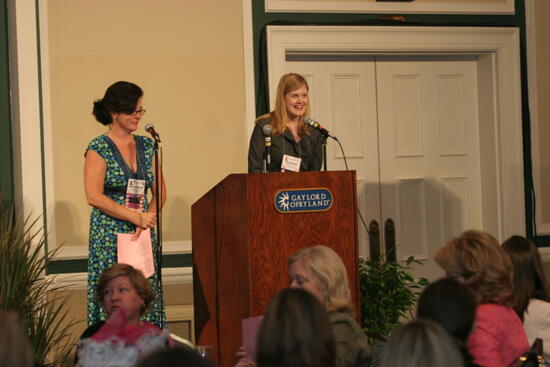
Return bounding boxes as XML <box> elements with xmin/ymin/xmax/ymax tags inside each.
<box><xmin>86</xmin><ymin>134</ymin><xmax>166</xmax><ymax>328</ymax></box>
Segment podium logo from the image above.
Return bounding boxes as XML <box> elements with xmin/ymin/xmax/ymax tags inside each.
<box><xmin>274</xmin><ymin>188</ymin><xmax>333</xmax><ymax>213</ymax></box>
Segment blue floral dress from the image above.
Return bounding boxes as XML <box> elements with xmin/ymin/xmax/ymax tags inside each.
<box><xmin>86</xmin><ymin>134</ymin><xmax>166</xmax><ymax>328</ymax></box>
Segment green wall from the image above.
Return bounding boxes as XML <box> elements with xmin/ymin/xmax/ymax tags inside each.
<box><xmin>0</xmin><ymin>0</ymin><xmax>14</xmax><ymax>208</ymax></box>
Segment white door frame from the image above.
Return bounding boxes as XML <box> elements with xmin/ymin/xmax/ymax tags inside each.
<box><xmin>262</xmin><ymin>25</ymin><xmax>524</xmax><ymax>241</ymax></box>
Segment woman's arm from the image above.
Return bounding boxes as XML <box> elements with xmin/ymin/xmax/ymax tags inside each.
<box><xmin>84</xmin><ymin>149</ymin><xmax>157</xmax><ymax>229</ymax></box>
<box><xmin>248</xmin><ymin>123</ymin><xmax>267</xmax><ymax>173</ymax></box>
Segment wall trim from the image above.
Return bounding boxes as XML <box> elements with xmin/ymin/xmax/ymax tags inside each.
<box><xmin>54</xmin><ymin>240</ymin><xmax>192</xmax><ymax>261</ymax></box>
<box><xmin>264</xmin><ymin>0</ymin><xmax>515</xmax><ymax>15</ymax></box>
<box><xmin>50</xmin><ymin>266</ymin><xmax>193</xmax><ymax>290</ymax></box>
<box><xmin>242</xmin><ymin>0</ymin><xmax>256</xmax><ymax>148</ymax></box>
<box><xmin>525</xmin><ymin>0</ymin><xmax>548</xmax><ymax>235</ymax></box>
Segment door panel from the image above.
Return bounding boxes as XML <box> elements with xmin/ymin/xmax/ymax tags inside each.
<box><xmin>284</xmin><ymin>60</ymin><xmax>380</xmax><ymax>257</ymax></box>
<box><xmin>376</xmin><ymin>56</ymin><xmax>482</xmax><ymax>280</ymax></box>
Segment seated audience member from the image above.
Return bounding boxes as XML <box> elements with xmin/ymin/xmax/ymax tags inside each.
<box><xmin>502</xmin><ymin>235</ymin><xmax>550</xmax><ymax>365</ymax></box>
<box><xmin>417</xmin><ymin>277</ymin><xmax>479</xmax><ymax>366</ymax></box>
<box><xmin>434</xmin><ymin>230</ymin><xmax>529</xmax><ymax>367</ymax></box>
<box><xmin>76</xmin><ymin>264</ymin><xmax>170</xmax><ymax>367</ymax></box>
<box><xmin>254</xmin><ymin>288</ymin><xmax>335</xmax><ymax>367</ymax></box>
<box><xmin>0</xmin><ymin>309</ymin><xmax>33</xmax><ymax>367</ymax></box>
<box><xmin>379</xmin><ymin>319</ymin><xmax>465</xmax><ymax>367</ymax></box>
<box><xmin>136</xmin><ymin>345</ymin><xmax>213</xmax><ymax>367</ymax></box>
<box><xmin>288</xmin><ymin>246</ymin><xmax>371</xmax><ymax>367</ymax></box>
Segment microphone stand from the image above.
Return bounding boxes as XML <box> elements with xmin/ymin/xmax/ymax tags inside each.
<box><xmin>262</xmin><ymin>150</ymin><xmax>268</xmax><ymax>173</ymax></box>
<box><xmin>152</xmin><ymin>138</ymin><xmax>164</xmax><ymax>325</ymax></box>
<box><xmin>322</xmin><ymin>135</ymin><xmax>328</xmax><ymax>171</ymax></box>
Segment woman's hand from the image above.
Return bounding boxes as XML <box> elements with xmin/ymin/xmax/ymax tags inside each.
<box><xmin>131</xmin><ymin>228</ymin><xmax>143</xmax><ymax>241</ymax></box>
<box><xmin>135</xmin><ymin>212</ymin><xmax>157</xmax><ymax>229</ymax></box>
<box><xmin>235</xmin><ymin>347</ymin><xmax>256</xmax><ymax>367</ymax></box>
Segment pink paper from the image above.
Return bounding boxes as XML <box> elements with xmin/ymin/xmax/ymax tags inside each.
<box><xmin>242</xmin><ymin>315</ymin><xmax>263</xmax><ymax>361</ymax></box>
<box><xmin>117</xmin><ymin>228</ymin><xmax>155</xmax><ymax>278</ymax></box>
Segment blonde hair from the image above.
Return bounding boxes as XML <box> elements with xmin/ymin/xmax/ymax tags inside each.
<box><xmin>0</xmin><ymin>310</ymin><xmax>33</xmax><ymax>367</ymax></box>
<box><xmin>256</xmin><ymin>73</ymin><xmax>311</xmax><ymax>135</ymax></box>
<box><xmin>434</xmin><ymin>230</ymin><xmax>513</xmax><ymax>305</ymax></box>
<box><xmin>95</xmin><ymin>263</ymin><xmax>154</xmax><ymax>315</ymax></box>
<box><xmin>288</xmin><ymin>245</ymin><xmax>353</xmax><ymax>313</ymax></box>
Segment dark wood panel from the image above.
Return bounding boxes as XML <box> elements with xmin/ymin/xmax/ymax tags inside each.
<box><xmin>193</xmin><ymin>171</ymin><xmax>359</xmax><ymax>367</ymax></box>
<box><xmin>192</xmin><ymin>188</ymin><xmax>219</xmax><ymax>365</ymax></box>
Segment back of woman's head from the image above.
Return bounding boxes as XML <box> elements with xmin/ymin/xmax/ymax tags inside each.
<box><xmin>256</xmin><ymin>288</ymin><xmax>335</xmax><ymax>367</ymax></box>
<box><xmin>417</xmin><ymin>277</ymin><xmax>476</xmax><ymax>342</ymax></box>
<box><xmin>502</xmin><ymin>235</ymin><xmax>550</xmax><ymax>318</ymax></box>
<box><xmin>0</xmin><ymin>310</ymin><xmax>33</xmax><ymax>367</ymax></box>
<box><xmin>288</xmin><ymin>245</ymin><xmax>353</xmax><ymax>312</ymax></box>
<box><xmin>433</xmin><ymin>229</ymin><xmax>513</xmax><ymax>305</ymax></box>
<box><xmin>92</xmin><ymin>81</ymin><xmax>143</xmax><ymax>125</ymax></box>
<box><xmin>379</xmin><ymin>319</ymin><xmax>464</xmax><ymax>367</ymax></box>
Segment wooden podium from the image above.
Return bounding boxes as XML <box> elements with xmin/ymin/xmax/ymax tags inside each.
<box><xmin>191</xmin><ymin>171</ymin><xmax>359</xmax><ymax>367</ymax></box>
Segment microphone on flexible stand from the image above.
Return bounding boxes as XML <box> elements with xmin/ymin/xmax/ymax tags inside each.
<box><xmin>145</xmin><ymin>123</ymin><xmax>161</xmax><ymax>143</ymax></box>
<box><xmin>262</xmin><ymin>124</ymin><xmax>272</xmax><ymax>173</ymax></box>
<box><xmin>303</xmin><ymin>117</ymin><xmax>337</xmax><ymax>140</ymax></box>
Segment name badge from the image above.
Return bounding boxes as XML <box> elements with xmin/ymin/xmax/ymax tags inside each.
<box><xmin>281</xmin><ymin>154</ymin><xmax>301</xmax><ymax>172</ymax></box>
<box><xmin>125</xmin><ymin>178</ymin><xmax>146</xmax><ymax>212</ymax></box>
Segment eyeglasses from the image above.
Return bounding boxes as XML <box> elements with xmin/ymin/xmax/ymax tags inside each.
<box><xmin>131</xmin><ymin>109</ymin><xmax>146</xmax><ymax>116</ymax></box>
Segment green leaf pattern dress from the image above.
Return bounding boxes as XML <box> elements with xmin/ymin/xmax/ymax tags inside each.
<box><xmin>86</xmin><ymin>134</ymin><xmax>166</xmax><ymax>329</ymax></box>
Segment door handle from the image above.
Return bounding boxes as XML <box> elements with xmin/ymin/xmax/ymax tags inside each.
<box><xmin>368</xmin><ymin>220</ymin><xmax>380</xmax><ymax>261</ymax></box>
<box><xmin>384</xmin><ymin>218</ymin><xmax>396</xmax><ymax>262</ymax></box>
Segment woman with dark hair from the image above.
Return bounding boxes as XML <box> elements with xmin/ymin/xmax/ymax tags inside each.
<box><xmin>255</xmin><ymin>288</ymin><xmax>335</xmax><ymax>367</ymax></box>
<box><xmin>417</xmin><ymin>277</ymin><xmax>479</xmax><ymax>366</ymax></box>
<box><xmin>76</xmin><ymin>264</ymin><xmax>170</xmax><ymax>367</ymax></box>
<box><xmin>502</xmin><ymin>235</ymin><xmax>550</xmax><ymax>364</ymax></box>
<box><xmin>248</xmin><ymin>73</ymin><xmax>323</xmax><ymax>172</ymax></box>
<box><xmin>434</xmin><ymin>230</ymin><xmax>528</xmax><ymax>367</ymax></box>
<box><xmin>84</xmin><ymin>81</ymin><xmax>166</xmax><ymax>328</ymax></box>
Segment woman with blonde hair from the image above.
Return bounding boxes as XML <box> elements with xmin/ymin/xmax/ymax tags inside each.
<box><xmin>248</xmin><ymin>73</ymin><xmax>324</xmax><ymax>172</ymax></box>
<box><xmin>434</xmin><ymin>230</ymin><xmax>528</xmax><ymax>367</ymax></box>
<box><xmin>288</xmin><ymin>245</ymin><xmax>370</xmax><ymax>367</ymax></box>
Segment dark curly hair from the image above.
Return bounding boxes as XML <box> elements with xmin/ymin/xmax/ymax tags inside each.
<box><xmin>92</xmin><ymin>81</ymin><xmax>143</xmax><ymax>125</ymax></box>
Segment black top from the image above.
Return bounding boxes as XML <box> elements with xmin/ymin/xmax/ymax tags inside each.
<box><xmin>248</xmin><ymin>117</ymin><xmax>324</xmax><ymax>173</ymax></box>
<box><xmin>80</xmin><ymin>321</ymin><xmax>106</xmax><ymax>340</ymax></box>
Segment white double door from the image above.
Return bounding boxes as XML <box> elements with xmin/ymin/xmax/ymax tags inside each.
<box><xmin>284</xmin><ymin>55</ymin><xmax>482</xmax><ymax>281</ymax></box>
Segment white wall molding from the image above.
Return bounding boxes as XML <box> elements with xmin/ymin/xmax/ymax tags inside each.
<box><xmin>242</xmin><ymin>0</ymin><xmax>256</xmax><ymax>148</ymax></box>
<box><xmin>525</xmin><ymin>0</ymin><xmax>549</xmax><ymax>234</ymax></box>
<box><xmin>265</xmin><ymin>0</ymin><xmax>515</xmax><ymax>14</ymax></box>
<box><xmin>8</xmin><ymin>0</ymin><xmax>44</xmax><ymax>222</ymax></box>
<box><xmin>267</xmin><ymin>26</ymin><xmax>524</xmax><ymax>240</ymax></box>
<box><xmin>50</xmin><ymin>266</ymin><xmax>193</xmax><ymax>290</ymax></box>
<box><xmin>54</xmin><ymin>240</ymin><xmax>192</xmax><ymax>261</ymax></box>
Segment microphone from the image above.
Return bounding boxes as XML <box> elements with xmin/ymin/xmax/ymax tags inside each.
<box><xmin>262</xmin><ymin>124</ymin><xmax>272</xmax><ymax>170</ymax></box>
<box><xmin>303</xmin><ymin>117</ymin><xmax>337</xmax><ymax>140</ymax></box>
<box><xmin>145</xmin><ymin>123</ymin><xmax>161</xmax><ymax>143</ymax></box>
